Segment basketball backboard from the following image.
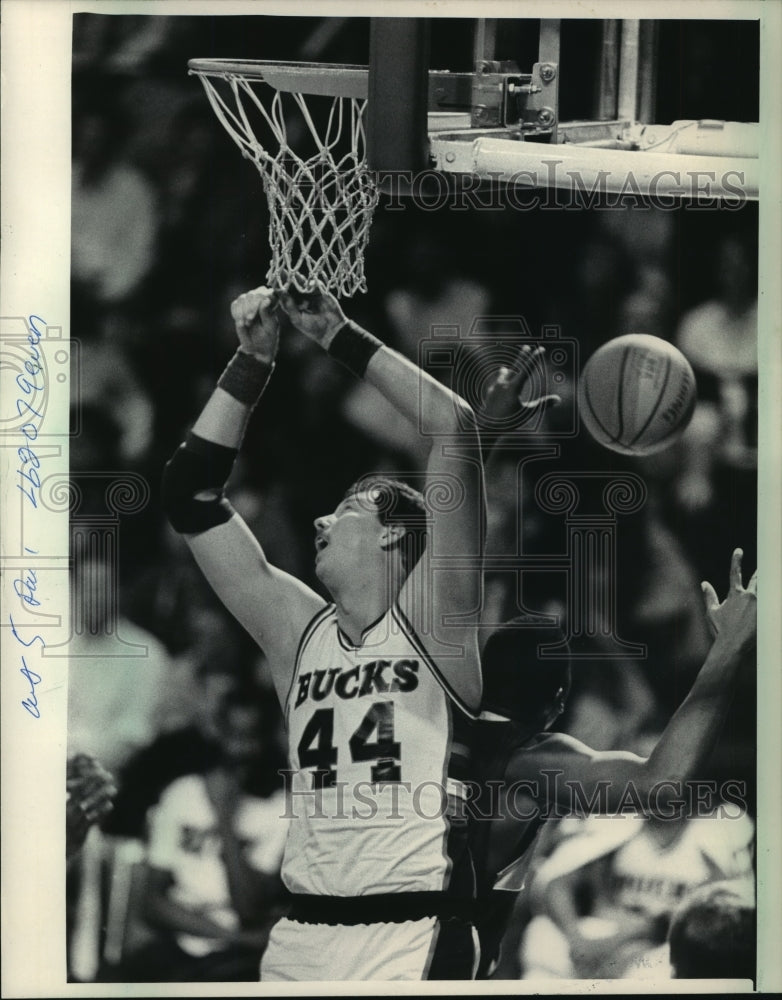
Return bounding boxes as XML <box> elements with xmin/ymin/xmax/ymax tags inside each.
<box><xmin>187</xmin><ymin>16</ymin><xmax>759</xmax><ymax>297</ymax></box>
<box><xmin>366</xmin><ymin>17</ymin><xmax>759</xmax><ymax>200</ymax></box>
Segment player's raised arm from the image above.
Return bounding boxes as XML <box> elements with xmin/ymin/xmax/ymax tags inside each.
<box><xmin>280</xmin><ymin>287</ymin><xmax>485</xmax><ymax>712</ymax></box>
<box><xmin>508</xmin><ymin>548</ymin><xmax>757</xmax><ymax>811</ymax></box>
<box><xmin>161</xmin><ymin>287</ymin><xmax>326</xmax><ymax>704</ymax></box>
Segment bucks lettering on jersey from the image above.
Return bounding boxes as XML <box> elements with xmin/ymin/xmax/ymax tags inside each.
<box><xmin>282</xmin><ymin>603</ymin><xmax>475</xmax><ymax>897</ymax></box>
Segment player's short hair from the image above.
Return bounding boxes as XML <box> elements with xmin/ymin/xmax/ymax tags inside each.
<box><xmin>481</xmin><ymin>620</ymin><xmax>572</xmax><ymax>728</ymax></box>
<box><xmin>344</xmin><ymin>475</ymin><xmax>428</xmax><ymax>576</ymax></box>
<box><xmin>668</xmin><ymin>879</ymin><xmax>756</xmax><ymax>980</ymax></box>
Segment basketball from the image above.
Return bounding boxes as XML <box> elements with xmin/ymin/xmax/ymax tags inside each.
<box><xmin>578</xmin><ymin>334</ymin><xmax>697</xmax><ymax>456</ymax></box>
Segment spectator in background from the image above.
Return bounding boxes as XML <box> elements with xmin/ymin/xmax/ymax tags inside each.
<box><xmin>72</xmin><ymin>14</ymin><xmax>176</xmax><ymax>74</ymax></box>
<box><xmin>71</xmin><ymin>82</ymin><xmax>159</xmax><ymax>463</ymax></box>
<box><xmin>674</xmin><ymin>233</ymin><xmax>758</xmax><ymax>584</ymax></box>
<box><xmin>70</xmin><ymin>320</ymin><xmax>156</xmax><ymax>466</ymax></box>
<box><xmin>614</xmin><ymin>261</ymin><xmax>677</xmax><ymax>345</ymax></box>
<box><xmin>119</xmin><ymin>526</ymin><xmax>232</xmax><ymax>659</ymax></box>
<box><xmin>676</xmin><ymin>234</ymin><xmax>757</xmax><ymax>477</ymax></box>
<box><xmin>104</xmin><ymin>651</ymin><xmax>256</xmax><ymax>840</ymax></box>
<box><xmin>67</xmin><ymin>755</ymin><xmax>117</xmax><ymax>865</ymax></box>
<box><xmin>668</xmin><ymin>878</ymin><xmax>756</xmax><ymax>981</ymax></box>
<box><xmin>520</xmin><ymin>811</ymin><xmax>754</xmax><ymax>980</ymax></box>
<box><xmin>71</xmin><ymin>86</ymin><xmax>158</xmax><ymax>310</ymax></box>
<box><xmin>115</xmin><ymin>690</ymin><xmax>289</xmax><ymax>982</ymax></box>
<box><xmin>67</xmin><ymin>551</ymin><xmax>173</xmax><ymax>775</ymax></box>
<box><xmin>66</xmin><ymin>756</ymin><xmax>117</xmax><ymax>981</ymax></box>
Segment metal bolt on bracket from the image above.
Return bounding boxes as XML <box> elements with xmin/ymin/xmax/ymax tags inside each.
<box><xmin>536</xmin><ymin>107</ymin><xmax>555</xmax><ymax>127</ymax></box>
<box><xmin>539</xmin><ymin>63</ymin><xmax>557</xmax><ymax>83</ymax></box>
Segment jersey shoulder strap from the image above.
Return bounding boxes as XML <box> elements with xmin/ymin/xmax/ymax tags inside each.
<box><xmin>283</xmin><ymin>603</ymin><xmax>337</xmax><ymax>717</ymax></box>
<box><xmin>390</xmin><ymin>600</ymin><xmax>479</xmax><ymax>720</ymax></box>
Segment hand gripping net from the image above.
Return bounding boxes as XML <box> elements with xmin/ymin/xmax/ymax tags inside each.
<box><xmin>189</xmin><ymin>60</ymin><xmax>378</xmax><ymax>298</ymax></box>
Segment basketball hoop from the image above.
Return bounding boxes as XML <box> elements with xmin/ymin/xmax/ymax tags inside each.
<box><xmin>188</xmin><ymin>59</ymin><xmax>378</xmax><ymax>297</ymax></box>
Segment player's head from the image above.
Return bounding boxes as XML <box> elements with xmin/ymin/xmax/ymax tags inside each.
<box><xmin>668</xmin><ymin>878</ymin><xmax>755</xmax><ymax>980</ymax></box>
<box><xmin>480</xmin><ymin>621</ymin><xmax>572</xmax><ymax>740</ymax></box>
<box><xmin>313</xmin><ymin>475</ymin><xmax>427</xmax><ymax>587</ymax></box>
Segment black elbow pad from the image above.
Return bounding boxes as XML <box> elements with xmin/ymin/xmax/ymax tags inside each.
<box><xmin>162</xmin><ymin>432</ymin><xmax>238</xmax><ymax>535</ymax></box>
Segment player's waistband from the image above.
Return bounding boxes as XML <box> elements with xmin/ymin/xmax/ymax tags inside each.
<box><xmin>286</xmin><ymin>892</ymin><xmax>475</xmax><ymax>926</ymax></box>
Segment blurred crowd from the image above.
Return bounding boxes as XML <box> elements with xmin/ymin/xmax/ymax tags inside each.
<box><xmin>66</xmin><ymin>13</ymin><xmax>758</xmax><ymax>983</ymax></box>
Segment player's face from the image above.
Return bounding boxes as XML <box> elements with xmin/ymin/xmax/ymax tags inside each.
<box><xmin>313</xmin><ymin>490</ymin><xmax>385</xmax><ymax>582</ymax></box>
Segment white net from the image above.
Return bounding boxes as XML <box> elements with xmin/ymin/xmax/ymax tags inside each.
<box><xmin>190</xmin><ymin>63</ymin><xmax>378</xmax><ymax>298</ymax></box>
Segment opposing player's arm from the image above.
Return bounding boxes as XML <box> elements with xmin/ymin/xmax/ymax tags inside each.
<box><xmin>162</xmin><ymin>287</ymin><xmax>325</xmax><ymax>703</ymax></box>
<box><xmin>509</xmin><ymin>549</ymin><xmax>756</xmax><ymax>812</ymax></box>
<box><xmin>280</xmin><ymin>288</ymin><xmax>484</xmax><ymax>711</ymax></box>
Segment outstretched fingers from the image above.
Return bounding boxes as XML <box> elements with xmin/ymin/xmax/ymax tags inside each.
<box><xmin>514</xmin><ymin>343</ymin><xmax>545</xmax><ymax>382</ymax></box>
<box><xmin>484</xmin><ymin>346</ymin><xmax>562</xmax><ymax>424</ymax></box>
<box><xmin>514</xmin><ymin>345</ymin><xmax>560</xmax><ymax>410</ymax></box>
<box><xmin>700</xmin><ymin>579</ymin><xmax>720</xmax><ymax>616</ymax></box>
<box><xmin>489</xmin><ymin>346</ymin><xmax>537</xmax><ymax>396</ymax></box>
<box><xmin>730</xmin><ymin>547</ymin><xmax>745</xmax><ymax>591</ymax></box>
<box><xmin>520</xmin><ymin>393</ymin><xmax>562</xmax><ymax>413</ymax></box>
<box><xmin>700</xmin><ymin>548</ymin><xmax>756</xmax><ymax>642</ymax></box>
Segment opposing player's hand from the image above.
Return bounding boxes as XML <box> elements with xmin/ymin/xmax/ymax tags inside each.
<box><xmin>230</xmin><ymin>286</ymin><xmax>280</xmax><ymax>363</ymax></box>
<box><xmin>701</xmin><ymin>547</ymin><xmax>757</xmax><ymax>651</ymax></box>
<box><xmin>484</xmin><ymin>345</ymin><xmax>561</xmax><ymax>425</ymax></box>
<box><xmin>278</xmin><ymin>284</ymin><xmax>346</xmax><ymax>348</ymax></box>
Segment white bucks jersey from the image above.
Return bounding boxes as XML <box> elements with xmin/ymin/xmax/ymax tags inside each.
<box><xmin>282</xmin><ymin>602</ymin><xmax>475</xmax><ymax>897</ymax></box>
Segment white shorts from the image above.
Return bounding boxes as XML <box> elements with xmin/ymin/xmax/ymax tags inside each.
<box><xmin>260</xmin><ymin>915</ymin><xmax>479</xmax><ymax>982</ymax></box>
